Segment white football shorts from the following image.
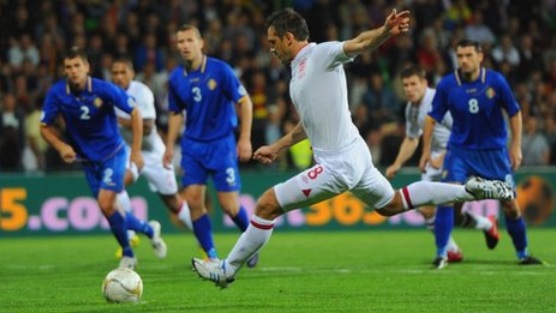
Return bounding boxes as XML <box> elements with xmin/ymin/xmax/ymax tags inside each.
<box><xmin>275</xmin><ymin>137</ymin><xmax>395</xmax><ymax>212</ymax></box>
<box><xmin>125</xmin><ymin>146</ymin><xmax>179</xmax><ymax>195</ymax></box>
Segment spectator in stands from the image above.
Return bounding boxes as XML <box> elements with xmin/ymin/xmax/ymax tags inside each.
<box><xmin>362</xmin><ymin>71</ymin><xmax>401</xmax><ymax>122</ymax></box>
<box><xmin>0</xmin><ymin>93</ymin><xmax>25</xmax><ymax>171</ymax></box>
<box><xmin>464</xmin><ymin>10</ymin><xmax>496</xmax><ymax>46</ymax></box>
<box><xmin>8</xmin><ymin>34</ymin><xmax>40</xmax><ymax>69</ymax></box>
<box><xmin>492</xmin><ymin>33</ymin><xmax>520</xmax><ymax>68</ymax></box>
<box><xmin>522</xmin><ymin>117</ymin><xmax>550</xmax><ymax>165</ymax></box>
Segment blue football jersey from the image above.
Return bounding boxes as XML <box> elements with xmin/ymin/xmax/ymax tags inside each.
<box><xmin>167</xmin><ymin>55</ymin><xmax>247</xmax><ymax>142</ymax></box>
<box><xmin>429</xmin><ymin>68</ymin><xmax>520</xmax><ymax>149</ymax></box>
<box><xmin>41</xmin><ymin>77</ymin><xmax>135</xmax><ymax>161</ymax></box>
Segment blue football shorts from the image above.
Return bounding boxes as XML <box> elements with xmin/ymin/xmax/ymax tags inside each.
<box><xmin>82</xmin><ymin>146</ymin><xmax>127</xmax><ymax>197</ymax></box>
<box><xmin>180</xmin><ymin>134</ymin><xmax>241</xmax><ymax>192</ymax></box>
<box><xmin>442</xmin><ymin>145</ymin><xmax>515</xmax><ymax>188</ymax></box>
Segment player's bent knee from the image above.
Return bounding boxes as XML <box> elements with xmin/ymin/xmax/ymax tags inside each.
<box><xmin>375</xmin><ymin>193</ymin><xmax>405</xmax><ymax>217</ymax></box>
<box><xmin>255</xmin><ymin>190</ymin><xmax>283</xmax><ymax>220</ymax></box>
<box><xmin>98</xmin><ymin>199</ymin><xmax>115</xmax><ymax>216</ymax></box>
<box><xmin>501</xmin><ymin>199</ymin><xmax>521</xmax><ymax>219</ymax></box>
<box><xmin>375</xmin><ymin>207</ymin><xmax>397</xmax><ymax>217</ymax></box>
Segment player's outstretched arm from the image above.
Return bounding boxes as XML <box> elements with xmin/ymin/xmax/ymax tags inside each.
<box><xmin>509</xmin><ymin>111</ymin><xmax>523</xmax><ymax>171</ymax></box>
<box><xmin>419</xmin><ymin>116</ymin><xmax>436</xmax><ymax>172</ymax></box>
<box><xmin>129</xmin><ymin>107</ymin><xmax>144</xmax><ymax>169</ymax></box>
<box><xmin>343</xmin><ymin>9</ymin><xmax>410</xmax><ymax>58</ymax></box>
<box><xmin>386</xmin><ymin>136</ymin><xmax>419</xmax><ymax>179</ymax></box>
<box><xmin>253</xmin><ymin>122</ymin><xmax>307</xmax><ymax>164</ymax></box>
<box><xmin>163</xmin><ymin>112</ymin><xmax>183</xmax><ymax>168</ymax></box>
<box><xmin>236</xmin><ymin>95</ymin><xmax>253</xmax><ymax>162</ymax></box>
<box><xmin>40</xmin><ymin>124</ymin><xmax>76</xmax><ymax>163</ymax></box>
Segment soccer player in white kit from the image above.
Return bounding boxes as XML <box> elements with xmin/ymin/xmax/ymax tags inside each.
<box><xmin>192</xmin><ymin>8</ymin><xmax>514</xmax><ymax>288</ymax></box>
<box><xmin>386</xmin><ymin>65</ymin><xmax>500</xmax><ymax>265</ymax></box>
<box><xmin>111</xmin><ymin>58</ymin><xmax>193</xmax><ymax>254</ymax></box>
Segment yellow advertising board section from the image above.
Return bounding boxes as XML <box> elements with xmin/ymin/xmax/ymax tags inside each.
<box><xmin>0</xmin><ymin>168</ymin><xmax>553</xmax><ymax>236</ymax></box>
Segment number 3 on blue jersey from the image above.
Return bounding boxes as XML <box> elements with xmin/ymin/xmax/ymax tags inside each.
<box><xmin>192</xmin><ymin>86</ymin><xmax>202</xmax><ymax>102</ymax></box>
<box><xmin>468</xmin><ymin>98</ymin><xmax>479</xmax><ymax>114</ymax></box>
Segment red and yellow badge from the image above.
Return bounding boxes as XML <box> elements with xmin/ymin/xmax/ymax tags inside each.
<box><xmin>93</xmin><ymin>97</ymin><xmax>103</xmax><ymax>108</ymax></box>
<box><xmin>208</xmin><ymin>79</ymin><xmax>217</xmax><ymax>90</ymax></box>
<box><xmin>486</xmin><ymin>87</ymin><xmax>496</xmax><ymax>99</ymax></box>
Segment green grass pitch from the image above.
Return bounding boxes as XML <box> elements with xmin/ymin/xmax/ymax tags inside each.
<box><xmin>1</xmin><ymin>229</ymin><xmax>555</xmax><ymax>313</ymax></box>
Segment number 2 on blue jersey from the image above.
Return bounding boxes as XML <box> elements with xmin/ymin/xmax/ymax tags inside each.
<box><xmin>80</xmin><ymin>106</ymin><xmax>91</xmax><ymax>120</ymax></box>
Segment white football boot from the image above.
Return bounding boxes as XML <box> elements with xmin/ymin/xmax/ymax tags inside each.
<box><xmin>149</xmin><ymin>221</ymin><xmax>167</xmax><ymax>259</ymax></box>
<box><xmin>119</xmin><ymin>256</ymin><xmax>138</xmax><ymax>270</ymax></box>
<box><xmin>465</xmin><ymin>177</ymin><xmax>514</xmax><ymax>201</ymax></box>
<box><xmin>191</xmin><ymin>258</ymin><xmax>234</xmax><ymax>289</ymax></box>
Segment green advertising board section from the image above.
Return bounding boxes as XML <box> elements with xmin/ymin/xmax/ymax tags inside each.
<box><xmin>0</xmin><ymin>168</ymin><xmax>554</xmax><ymax>236</ymax></box>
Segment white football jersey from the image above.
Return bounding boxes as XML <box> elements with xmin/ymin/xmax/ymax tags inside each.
<box><xmin>289</xmin><ymin>42</ymin><xmax>359</xmax><ymax>153</ymax></box>
<box><xmin>405</xmin><ymin>87</ymin><xmax>452</xmax><ymax>153</ymax></box>
<box><xmin>115</xmin><ymin>80</ymin><xmax>165</xmax><ymax>154</ymax></box>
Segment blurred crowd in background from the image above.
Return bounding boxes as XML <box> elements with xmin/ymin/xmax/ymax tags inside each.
<box><xmin>1</xmin><ymin>0</ymin><xmax>556</xmax><ymax>173</ymax></box>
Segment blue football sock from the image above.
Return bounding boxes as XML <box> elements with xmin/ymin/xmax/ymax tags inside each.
<box><xmin>231</xmin><ymin>206</ymin><xmax>249</xmax><ymax>232</ymax></box>
<box><xmin>434</xmin><ymin>205</ymin><xmax>454</xmax><ymax>258</ymax></box>
<box><xmin>125</xmin><ymin>212</ymin><xmax>154</xmax><ymax>238</ymax></box>
<box><xmin>505</xmin><ymin>216</ymin><xmax>528</xmax><ymax>259</ymax></box>
<box><xmin>193</xmin><ymin>214</ymin><xmax>217</xmax><ymax>259</ymax></box>
<box><xmin>107</xmin><ymin>211</ymin><xmax>133</xmax><ymax>258</ymax></box>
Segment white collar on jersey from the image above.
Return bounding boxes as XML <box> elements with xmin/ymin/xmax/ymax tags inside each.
<box><xmin>66</xmin><ymin>76</ymin><xmax>92</xmax><ymax>94</ymax></box>
<box><xmin>183</xmin><ymin>55</ymin><xmax>207</xmax><ymax>76</ymax></box>
<box><xmin>454</xmin><ymin>67</ymin><xmax>486</xmax><ymax>86</ymax></box>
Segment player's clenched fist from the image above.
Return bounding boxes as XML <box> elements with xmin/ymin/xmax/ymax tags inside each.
<box><xmin>253</xmin><ymin>145</ymin><xmax>279</xmax><ymax>164</ymax></box>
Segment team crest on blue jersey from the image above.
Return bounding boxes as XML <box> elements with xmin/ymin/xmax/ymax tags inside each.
<box><xmin>208</xmin><ymin>79</ymin><xmax>217</xmax><ymax>90</ymax></box>
<box><xmin>94</xmin><ymin>97</ymin><xmax>103</xmax><ymax>108</ymax></box>
<box><xmin>486</xmin><ymin>87</ymin><xmax>496</xmax><ymax>99</ymax></box>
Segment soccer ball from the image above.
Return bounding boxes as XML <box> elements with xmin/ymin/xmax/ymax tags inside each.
<box><xmin>102</xmin><ymin>268</ymin><xmax>143</xmax><ymax>303</ymax></box>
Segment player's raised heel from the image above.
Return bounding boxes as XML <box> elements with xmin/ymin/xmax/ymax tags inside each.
<box><xmin>191</xmin><ymin>258</ymin><xmax>234</xmax><ymax>289</ymax></box>
<box><xmin>465</xmin><ymin>177</ymin><xmax>514</xmax><ymax>201</ymax></box>
<box><xmin>149</xmin><ymin>221</ymin><xmax>167</xmax><ymax>259</ymax></box>
<box><xmin>447</xmin><ymin>249</ymin><xmax>463</xmax><ymax>263</ymax></box>
<box><xmin>483</xmin><ymin>215</ymin><xmax>500</xmax><ymax>250</ymax></box>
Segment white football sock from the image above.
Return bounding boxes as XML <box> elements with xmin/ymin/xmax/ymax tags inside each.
<box><xmin>401</xmin><ymin>182</ymin><xmax>474</xmax><ymax>210</ymax></box>
<box><xmin>446</xmin><ymin>236</ymin><xmax>459</xmax><ymax>252</ymax></box>
<box><xmin>226</xmin><ymin>215</ymin><xmax>274</xmax><ymax>277</ymax></box>
<box><xmin>467</xmin><ymin>212</ymin><xmax>493</xmax><ymax>230</ymax></box>
<box><xmin>117</xmin><ymin>191</ymin><xmax>132</xmax><ymax>213</ymax></box>
<box><xmin>424</xmin><ymin>216</ymin><xmax>435</xmax><ymax>232</ymax></box>
<box><xmin>116</xmin><ymin>191</ymin><xmax>136</xmax><ymax>239</ymax></box>
<box><xmin>177</xmin><ymin>201</ymin><xmax>193</xmax><ymax>230</ymax></box>
<box><xmin>425</xmin><ymin>215</ymin><xmax>459</xmax><ymax>252</ymax></box>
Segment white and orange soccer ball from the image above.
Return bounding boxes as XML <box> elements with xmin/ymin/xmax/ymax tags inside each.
<box><xmin>101</xmin><ymin>268</ymin><xmax>143</xmax><ymax>303</ymax></box>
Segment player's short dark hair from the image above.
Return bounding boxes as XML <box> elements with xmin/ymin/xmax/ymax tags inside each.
<box><xmin>401</xmin><ymin>65</ymin><xmax>427</xmax><ymax>79</ymax></box>
<box><xmin>63</xmin><ymin>46</ymin><xmax>88</xmax><ymax>62</ymax></box>
<box><xmin>112</xmin><ymin>56</ymin><xmax>134</xmax><ymax>70</ymax></box>
<box><xmin>178</xmin><ymin>24</ymin><xmax>202</xmax><ymax>39</ymax></box>
<box><xmin>266</xmin><ymin>8</ymin><xmax>309</xmax><ymax>41</ymax></box>
<box><xmin>456</xmin><ymin>39</ymin><xmax>483</xmax><ymax>52</ymax></box>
